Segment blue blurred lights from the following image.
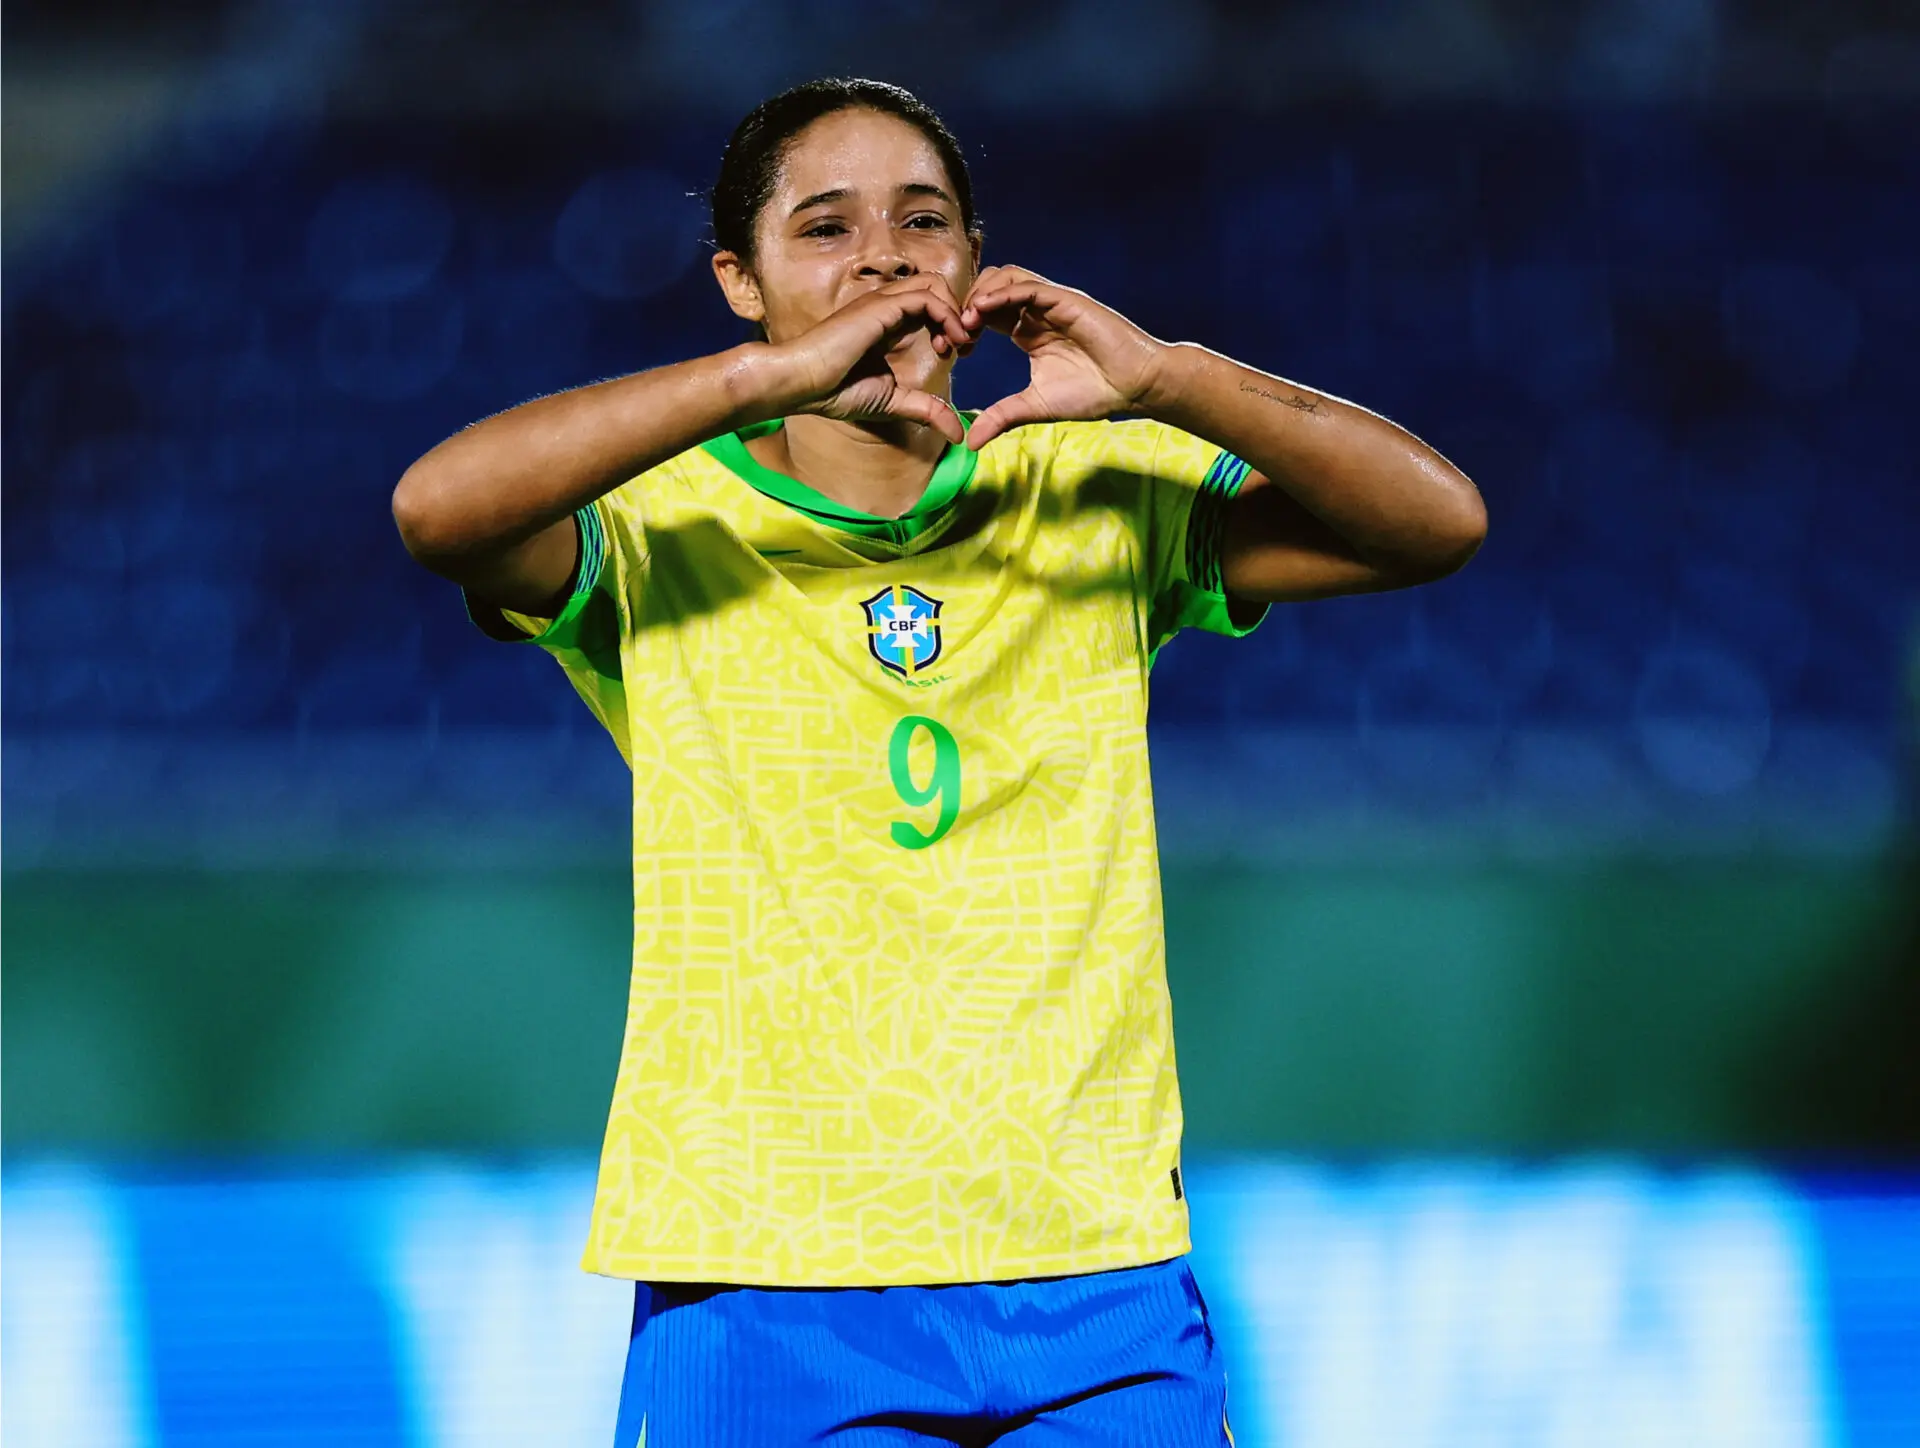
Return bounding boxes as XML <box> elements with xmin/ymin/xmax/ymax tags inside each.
<box><xmin>1487</xmin><ymin>265</ymin><xmax>1615</xmax><ymax>403</ymax></box>
<box><xmin>307</xmin><ymin>176</ymin><xmax>457</xmax><ymax>302</ymax></box>
<box><xmin>319</xmin><ymin>285</ymin><xmax>466</xmax><ymax>400</ymax></box>
<box><xmin>552</xmin><ymin>168</ymin><xmax>706</xmax><ymax>301</ymax></box>
<box><xmin>1723</xmin><ymin>264</ymin><xmax>1863</xmax><ymax>400</ymax></box>
<box><xmin>11</xmin><ymin>1159</ymin><xmax>1906</xmax><ymax>1448</ymax></box>
<box><xmin>1634</xmin><ymin>644</ymin><xmax>1774</xmax><ymax>796</ymax></box>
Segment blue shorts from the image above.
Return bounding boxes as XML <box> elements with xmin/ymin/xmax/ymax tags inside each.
<box><xmin>612</xmin><ymin>1256</ymin><xmax>1233</xmax><ymax>1445</ymax></box>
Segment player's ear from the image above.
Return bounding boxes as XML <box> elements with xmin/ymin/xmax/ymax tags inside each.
<box><xmin>712</xmin><ymin>250</ymin><xmax>766</xmax><ymax>324</ymax></box>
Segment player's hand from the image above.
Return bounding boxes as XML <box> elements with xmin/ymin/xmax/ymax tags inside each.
<box><xmin>764</xmin><ymin>276</ymin><xmax>974</xmax><ymax>445</ymax></box>
<box><xmin>960</xmin><ymin>267</ymin><xmax>1169</xmax><ymax>450</ymax></box>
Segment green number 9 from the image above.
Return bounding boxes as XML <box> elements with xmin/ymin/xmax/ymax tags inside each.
<box><xmin>888</xmin><ymin>715</ymin><xmax>961</xmax><ymax>850</ymax></box>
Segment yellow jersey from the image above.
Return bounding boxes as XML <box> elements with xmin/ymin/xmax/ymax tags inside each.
<box><xmin>473</xmin><ymin>416</ymin><xmax>1260</xmax><ymax>1286</ymax></box>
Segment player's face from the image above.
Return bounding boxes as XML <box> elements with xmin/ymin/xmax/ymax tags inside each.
<box><xmin>733</xmin><ymin>108</ymin><xmax>978</xmax><ymax>390</ymax></box>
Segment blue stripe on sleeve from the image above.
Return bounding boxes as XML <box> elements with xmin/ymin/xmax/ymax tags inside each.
<box><xmin>1185</xmin><ymin>451</ymin><xmax>1252</xmax><ymax>595</ymax></box>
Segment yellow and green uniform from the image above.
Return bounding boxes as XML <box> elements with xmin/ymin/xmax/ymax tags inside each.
<box><xmin>472</xmin><ymin>416</ymin><xmax>1260</xmax><ymax>1287</ymax></box>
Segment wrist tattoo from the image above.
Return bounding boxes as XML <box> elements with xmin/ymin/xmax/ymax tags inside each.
<box><xmin>1239</xmin><ymin>381</ymin><xmax>1322</xmax><ymax>414</ymax></box>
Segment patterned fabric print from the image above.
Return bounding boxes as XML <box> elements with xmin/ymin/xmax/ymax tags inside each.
<box><xmin>501</xmin><ymin>419</ymin><xmax>1257</xmax><ymax>1287</ymax></box>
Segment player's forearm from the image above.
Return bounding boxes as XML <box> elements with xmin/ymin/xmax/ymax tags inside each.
<box><xmin>1143</xmin><ymin>343</ymin><xmax>1486</xmax><ymax>583</ymax></box>
<box><xmin>393</xmin><ymin>345</ymin><xmax>780</xmax><ymax>574</ymax></box>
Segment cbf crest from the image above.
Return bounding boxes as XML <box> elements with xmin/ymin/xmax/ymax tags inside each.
<box><xmin>861</xmin><ymin>584</ymin><xmax>944</xmax><ymax>679</ymax></box>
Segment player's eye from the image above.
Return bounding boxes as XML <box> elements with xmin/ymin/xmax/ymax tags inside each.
<box><xmin>801</xmin><ymin>219</ymin><xmax>847</xmax><ymax>239</ymax></box>
<box><xmin>904</xmin><ymin>213</ymin><xmax>949</xmax><ymax>230</ymax></box>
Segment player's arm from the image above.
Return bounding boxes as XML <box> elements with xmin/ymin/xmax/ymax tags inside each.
<box><xmin>961</xmin><ymin>268</ymin><xmax>1486</xmax><ymax>604</ymax></box>
<box><xmin>1140</xmin><ymin>347</ymin><xmax>1485</xmax><ymax>601</ymax></box>
<box><xmin>392</xmin><ymin>276</ymin><xmax>976</xmax><ymax>614</ymax></box>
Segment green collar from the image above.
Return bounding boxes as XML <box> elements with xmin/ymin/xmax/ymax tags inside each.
<box><xmin>701</xmin><ymin>416</ymin><xmax>978</xmax><ymax>545</ymax></box>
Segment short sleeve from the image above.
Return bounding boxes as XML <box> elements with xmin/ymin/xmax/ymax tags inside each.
<box><xmin>462</xmin><ymin>497</ymin><xmax>630</xmax><ymax>756</ymax></box>
<box><xmin>1122</xmin><ymin>421</ymin><xmax>1269</xmax><ymax>654</ymax></box>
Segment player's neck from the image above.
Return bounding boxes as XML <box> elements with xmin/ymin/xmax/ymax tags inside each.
<box><xmin>753</xmin><ymin>414</ymin><xmax>951</xmax><ymax>520</ymax></box>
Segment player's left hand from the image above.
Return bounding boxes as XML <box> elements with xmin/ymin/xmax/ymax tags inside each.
<box><xmin>960</xmin><ymin>266</ymin><xmax>1169</xmax><ymax>450</ymax></box>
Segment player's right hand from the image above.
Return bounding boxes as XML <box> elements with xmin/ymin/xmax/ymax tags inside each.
<box><xmin>760</xmin><ymin>276</ymin><xmax>975</xmax><ymax>444</ymax></box>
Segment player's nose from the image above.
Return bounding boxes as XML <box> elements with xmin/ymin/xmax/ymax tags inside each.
<box><xmin>854</xmin><ymin>244</ymin><xmax>916</xmax><ymax>281</ymax></box>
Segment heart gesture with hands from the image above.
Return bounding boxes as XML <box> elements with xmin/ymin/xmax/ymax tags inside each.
<box><xmin>959</xmin><ymin>266</ymin><xmax>1169</xmax><ymax>450</ymax></box>
<box><xmin>774</xmin><ymin>273</ymin><xmax>976</xmax><ymax>446</ymax></box>
<box><xmin>770</xmin><ymin>265</ymin><xmax>1168</xmax><ymax>453</ymax></box>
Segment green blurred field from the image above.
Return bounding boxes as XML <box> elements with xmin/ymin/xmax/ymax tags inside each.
<box><xmin>5</xmin><ymin>860</ymin><xmax>1911</xmax><ymax>1154</ymax></box>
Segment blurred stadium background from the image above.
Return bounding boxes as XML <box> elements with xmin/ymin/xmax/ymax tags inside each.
<box><xmin>4</xmin><ymin>0</ymin><xmax>1918</xmax><ymax>1443</ymax></box>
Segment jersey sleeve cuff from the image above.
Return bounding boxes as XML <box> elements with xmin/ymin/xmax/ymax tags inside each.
<box><xmin>462</xmin><ymin>503</ymin><xmax>607</xmax><ymax>644</ymax></box>
<box><xmin>1184</xmin><ymin>449</ymin><xmax>1252</xmax><ymax>595</ymax></box>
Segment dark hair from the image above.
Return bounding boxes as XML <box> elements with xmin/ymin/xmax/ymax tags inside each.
<box><xmin>711</xmin><ymin>78</ymin><xmax>980</xmax><ymax>263</ymax></box>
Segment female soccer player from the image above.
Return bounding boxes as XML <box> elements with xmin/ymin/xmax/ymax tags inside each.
<box><xmin>395</xmin><ymin>78</ymin><xmax>1483</xmax><ymax>1446</ymax></box>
